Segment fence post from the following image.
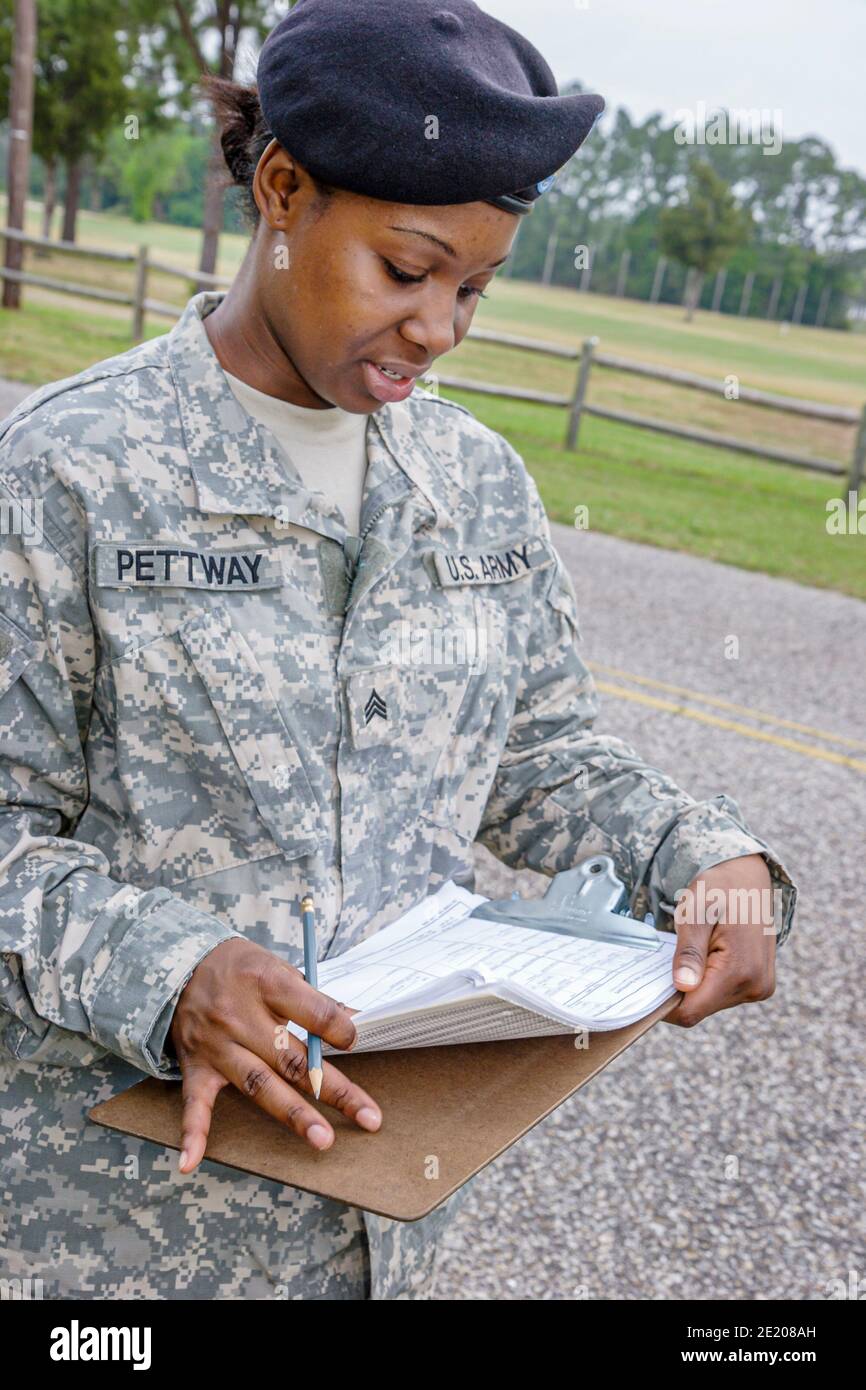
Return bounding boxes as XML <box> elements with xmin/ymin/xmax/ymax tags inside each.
<box><xmin>738</xmin><ymin>270</ymin><xmax>755</xmax><ymax>317</ymax></box>
<box><xmin>847</xmin><ymin>403</ymin><xmax>866</xmax><ymax>498</ymax></box>
<box><xmin>579</xmin><ymin>250</ymin><xmax>593</xmax><ymax>294</ymax></box>
<box><xmin>650</xmin><ymin>257</ymin><xmax>666</xmax><ymax>304</ymax></box>
<box><xmin>131</xmin><ymin>244</ymin><xmax>148</xmax><ymax>343</ymax></box>
<box><xmin>566</xmin><ymin>336</ymin><xmax>598</xmax><ymax>450</ymax></box>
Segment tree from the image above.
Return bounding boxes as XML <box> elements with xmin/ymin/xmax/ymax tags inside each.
<box><xmin>1</xmin><ymin>0</ymin><xmax>35</xmax><ymax>307</ymax></box>
<box><xmin>0</xmin><ymin>0</ymin><xmax>133</xmax><ymax>244</ymax></box>
<box><xmin>659</xmin><ymin>159</ymin><xmax>750</xmax><ymax>320</ymax></box>
<box><xmin>100</xmin><ymin>123</ymin><xmax>197</xmax><ymax>223</ymax></box>
<box><xmin>124</xmin><ymin>0</ymin><xmax>282</xmax><ymax>280</ymax></box>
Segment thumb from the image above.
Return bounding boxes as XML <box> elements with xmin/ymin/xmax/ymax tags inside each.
<box><xmin>672</xmin><ymin>922</ymin><xmax>711</xmax><ymax>991</ymax></box>
<box><xmin>672</xmin><ymin>887</ymin><xmax>716</xmax><ymax>990</ymax></box>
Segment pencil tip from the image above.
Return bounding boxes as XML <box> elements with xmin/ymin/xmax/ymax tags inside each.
<box><xmin>309</xmin><ymin>1067</ymin><xmax>323</xmax><ymax>1100</ymax></box>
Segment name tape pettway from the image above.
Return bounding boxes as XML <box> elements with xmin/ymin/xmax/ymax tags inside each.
<box><xmin>430</xmin><ymin>535</ymin><xmax>553</xmax><ymax>587</ymax></box>
<box><xmin>92</xmin><ymin>542</ymin><xmax>285</xmax><ymax>590</ymax></box>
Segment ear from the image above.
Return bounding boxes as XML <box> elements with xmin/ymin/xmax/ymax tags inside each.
<box><xmin>254</xmin><ymin>141</ymin><xmax>302</xmax><ymax>229</ymax></box>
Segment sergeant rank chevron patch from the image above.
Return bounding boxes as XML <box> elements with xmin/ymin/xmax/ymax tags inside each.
<box><xmin>364</xmin><ymin>689</ymin><xmax>388</xmax><ymax>724</ymax></box>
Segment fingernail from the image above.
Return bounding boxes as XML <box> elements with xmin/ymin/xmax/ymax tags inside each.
<box><xmin>356</xmin><ymin>1107</ymin><xmax>381</xmax><ymax>1131</ymax></box>
<box><xmin>308</xmin><ymin>1124</ymin><xmax>332</xmax><ymax>1149</ymax></box>
<box><xmin>675</xmin><ymin>967</ymin><xmax>700</xmax><ymax>988</ymax></box>
<box><xmin>179</xmin><ymin>1150</ymin><xmax>189</xmax><ymax>1171</ymax></box>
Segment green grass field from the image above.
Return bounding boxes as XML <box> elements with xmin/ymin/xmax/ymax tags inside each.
<box><xmin>2</xmin><ymin>197</ymin><xmax>864</xmax><ymax>599</ymax></box>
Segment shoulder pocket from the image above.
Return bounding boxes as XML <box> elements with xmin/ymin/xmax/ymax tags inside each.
<box><xmin>0</xmin><ymin>611</ymin><xmax>38</xmax><ymax>699</ymax></box>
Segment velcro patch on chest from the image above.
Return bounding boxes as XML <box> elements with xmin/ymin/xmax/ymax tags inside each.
<box><xmin>429</xmin><ymin>534</ymin><xmax>554</xmax><ymax>587</ymax></box>
<box><xmin>92</xmin><ymin>543</ymin><xmax>284</xmax><ymax>590</ymax></box>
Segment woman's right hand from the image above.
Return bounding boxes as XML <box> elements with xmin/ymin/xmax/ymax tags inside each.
<box><xmin>169</xmin><ymin>937</ymin><xmax>381</xmax><ymax>1173</ymax></box>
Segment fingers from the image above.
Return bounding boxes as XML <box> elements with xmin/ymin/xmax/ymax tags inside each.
<box><xmin>179</xmin><ymin>1060</ymin><xmax>229</xmax><ymax>1174</ymax></box>
<box><xmin>313</xmin><ymin>1056</ymin><xmax>381</xmax><ymax>1132</ymax></box>
<box><xmin>221</xmin><ymin>995</ymin><xmax>370</xmax><ymax>1118</ymax></box>
<box><xmin>270</xmin><ymin>1025</ymin><xmax>382</xmax><ymax>1134</ymax></box>
<box><xmin>259</xmin><ymin>961</ymin><xmax>358</xmax><ymax>1052</ymax></box>
<box><xmin>218</xmin><ymin>1039</ymin><xmax>380</xmax><ymax>1151</ymax></box>
<box><xmin>177</xmin><ymin>1030</ymin><xmax>382</xmax><ymax>1172</ymax></box>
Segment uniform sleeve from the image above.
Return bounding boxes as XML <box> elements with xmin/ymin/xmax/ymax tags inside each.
<box><xmin>0</xmin><ymin>473</ymin><xmax>243</xmax><ymax>1078</ymax></box>
<box><xmin>477</xmin><ymin>476</ymin><xmax>798</xmax><ymax>946</ymax></box>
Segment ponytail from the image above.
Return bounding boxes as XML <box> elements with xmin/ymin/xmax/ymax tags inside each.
<box><xmin>198</xmin><ymin>75</ymin><xmax>335</xmax><ymax>230</ymax></box>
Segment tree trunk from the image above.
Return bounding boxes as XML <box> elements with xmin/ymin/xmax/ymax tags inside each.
<box><xmin>197</xmin><ymin>126</ymin><xmax>225</xmax><ymax>285</ymax></box>
<box><xmin>766</xmin><ymin>275</ymin><xmax>782</xmax><ymax>321</ymax></box>
<box><xmin>196</xmin><ymin>5</ymin><xmax>240</xmax><ymax>285</ymax></box>
<box><xmin>3</xmin><ymin>0</ymin><xmax>37</xmax><ymax>309</ymax></box>
<box><xmin>738</xmin><ymin>270</ymin><xmax>755</xmax><ymax>317</ymax></box>
<box><xmin>61</xmin><ymin>157</ymin><xmax>83</xmax><ymax>243</ymax></box>
<box><xmin>40</xmin><ymin>157</ymin><xmax>57</xmax><ymax>243</ymax></box>
<box><xmin>541</xmin><ymin>222</ymin><xmax>559</xmax><ymax>285</ymax></box>
<box><xmin>615</xmin><ymin>248</ymin><xmax>631</xmax><ymax>298</ymax></box>
<box><xmin>650</xmin><ymin>257</ymin><xmax>666</xmax><ymax>304</ymax></box>
<box><xmin>684</xmin><ymin>267</ymin><xmax>704</xmax><ymax>322</ymax></box>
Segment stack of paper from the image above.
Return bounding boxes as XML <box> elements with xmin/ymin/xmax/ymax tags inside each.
<box><xmin>285</xmin><ymin>882</ymin><xmax>678</xmax><ymax>1055</ymax></box>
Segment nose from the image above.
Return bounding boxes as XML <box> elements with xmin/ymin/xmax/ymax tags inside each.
<box><xmin>398</xmin><ymin>285</ymin><xmax>459</xmax><ymax>363</ymax></box>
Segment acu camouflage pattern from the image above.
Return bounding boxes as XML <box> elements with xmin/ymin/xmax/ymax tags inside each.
<box><xmin>0</xmin><ymin>291</ymin><xmax>797</xmax><ymax>1300</ymax></box>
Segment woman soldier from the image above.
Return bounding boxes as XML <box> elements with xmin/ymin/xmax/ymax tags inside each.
<box><xmin>0</xmin><ymin>0</ymin><xmax>795</xmax><ymax>1300</ymax></box>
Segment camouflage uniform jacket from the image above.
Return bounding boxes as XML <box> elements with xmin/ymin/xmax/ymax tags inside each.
<box><xmin>0</xmin><ymin>291</ymin><xmax>797</xmax><ymax>1298</ymax></box>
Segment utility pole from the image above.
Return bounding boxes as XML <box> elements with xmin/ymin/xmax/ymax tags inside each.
<box><xmin>3</xmin><ymin>0</ymin><xmax>37</xmax><ymax>310</ymax></box>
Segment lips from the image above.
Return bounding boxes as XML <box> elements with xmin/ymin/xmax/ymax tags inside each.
<box><xmin>361</xmin><ymin>360</ymin><xmax>421</xmax><ymax>404</ymax></box>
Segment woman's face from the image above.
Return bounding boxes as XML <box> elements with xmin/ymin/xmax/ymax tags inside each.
<box><xmin>244</xmin><ymin>142</ymin><xmax>519</xmax><ymax>412</ymax></box>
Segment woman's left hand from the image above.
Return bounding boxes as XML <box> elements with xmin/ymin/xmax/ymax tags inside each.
<box><xmin>664</xmin><ymin>853</ymin><xmax>777</xmax><ymax>1027</ymax></box>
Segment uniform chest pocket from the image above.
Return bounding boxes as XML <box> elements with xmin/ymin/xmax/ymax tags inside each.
<box><xmin>95</xmin><ymin>603</ymin><xmax>324</xmax><ymax>888</ymax></box>
<box><xmin>343</xmin><ymin>589</ymin><xmax>526</xmax><ymax>843</ymax></box>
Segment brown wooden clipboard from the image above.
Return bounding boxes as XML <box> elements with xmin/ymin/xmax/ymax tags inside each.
<box><xmin>89</xmin><ymin>995</ymin><xmax>679</xmax><ymax>1221</ymax></box>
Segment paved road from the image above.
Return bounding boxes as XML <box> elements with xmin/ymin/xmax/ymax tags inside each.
<box><xmin>446</xmin><ymin>523</ymin><xmax>865</xmax><ymax>1302</ymax></box>
<box><xmin>2</xmin><ymin>375</ymin><xmax>863</xmax><ymax>1300</ymax></box>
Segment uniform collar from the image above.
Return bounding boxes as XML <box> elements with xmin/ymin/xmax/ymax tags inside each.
<box><xmin>166</xmin><ymin>291</ymin><xmax>476</xmax><ymax>529</ymax></box>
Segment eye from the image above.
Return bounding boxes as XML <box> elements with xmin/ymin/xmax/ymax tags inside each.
<box><xmin>382</xmin><ymin>258</ymin><xmax>489</xmax><ymax>303</ymax></box>
<box><xmin>382</xmin><ymin>258</ymin><xmax>424</xmax><ymax>286</ymax></box>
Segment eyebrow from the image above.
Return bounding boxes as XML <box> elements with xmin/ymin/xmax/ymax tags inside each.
<box><xmin>387</xmin><ymin>225</ymin><xmax>510</xmax><ymax>268</ymax></box>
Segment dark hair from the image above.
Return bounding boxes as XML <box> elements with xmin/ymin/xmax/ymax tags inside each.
<box><xmin>199</xmin><ymin>75</ymin><xmax>337</xmax><ymax>231</ymax></box>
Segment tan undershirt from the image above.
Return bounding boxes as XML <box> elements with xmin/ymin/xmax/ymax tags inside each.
<box><xmin>224</xmin><ymin>370</ymin><xmax>369</xmax><ymax>536</ymax></box>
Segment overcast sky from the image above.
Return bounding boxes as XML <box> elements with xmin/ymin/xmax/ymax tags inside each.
<box><xmin>484</xmin><ymin>0</ymin><xmax>866</xmax><ymax>176</ymax></box>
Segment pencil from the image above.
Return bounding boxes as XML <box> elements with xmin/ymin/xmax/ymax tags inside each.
<box><xmin>300</xmin><ymin>894</ymin><xmax>323</xmax><ymax>1099</ymax></box>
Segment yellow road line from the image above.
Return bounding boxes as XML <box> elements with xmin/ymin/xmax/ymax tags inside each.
<box><xmin>594</xmin><ymin>681</ymin><xmax>866</xmax><ymax>774</ymax></box>
<box><xmin>588</xmin><ymin>661</ymin><xmax>866</xmax><ymax>753</ymax></box>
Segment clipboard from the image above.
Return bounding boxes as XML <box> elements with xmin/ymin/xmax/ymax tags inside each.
<box><xmin>89</xmin><ymin>994</ymin><xmax>679</xmax><ymax>1222</ymax></box>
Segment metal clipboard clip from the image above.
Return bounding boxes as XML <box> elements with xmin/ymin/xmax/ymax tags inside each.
<box><xmin>469</xmin><ymin>855</ymin><xmax>663</xmax><ymax>951</ymax></box>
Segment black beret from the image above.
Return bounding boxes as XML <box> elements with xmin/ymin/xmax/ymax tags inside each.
<box><xmin>257</xmin><ymin>0</ymin><xmax>604</xmax><ymax>214</ymax></box>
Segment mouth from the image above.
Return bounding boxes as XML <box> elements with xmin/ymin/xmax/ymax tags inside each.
<box><xmin>361</xmin><ymin>360</ymin><xmax>425</xmax><ymax>404</ymax></box>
